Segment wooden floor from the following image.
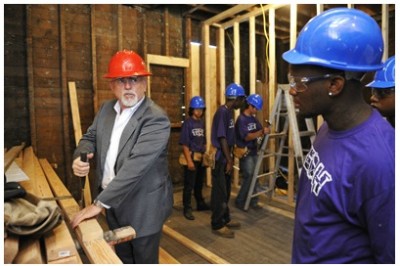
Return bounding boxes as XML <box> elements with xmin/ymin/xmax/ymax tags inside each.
<box><xmin>160</xmin><ymin>186</ymin><xmax>295</xmax><ymax>264</ymax></box>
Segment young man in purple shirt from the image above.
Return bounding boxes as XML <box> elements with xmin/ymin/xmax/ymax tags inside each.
<box><xmin>282</xmin><ymin>8</ymin><xmax>394</xmax><ymax>263</ymax></box>
<box><xmin>210</xmin><ymin>83</ymin><xmax>245</xmax><ymax>238</ymax></box>
<box><xmin>234</xmin><ymin>94</ymin><xmax>270</xmax><ymax>210</ymax></box>
<box><xmin>366</xmin><ymin>56</ymin><xmax>395</xmax><ymax>128</ymax></box>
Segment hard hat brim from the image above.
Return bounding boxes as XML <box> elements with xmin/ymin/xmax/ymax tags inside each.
<box><xmin>282</xmin><ymin>49</ymin><xmax>384</xmax><ymax>72</ymax></box>
<box><xmin>103</xmin><ymin>72</ymin><xmax>152</xmax><ymax>79</ymax></box>
<box><xmin>365</xmin><ymin>80</ymin><xmax>395</xmax><ymax>89</ymax></box>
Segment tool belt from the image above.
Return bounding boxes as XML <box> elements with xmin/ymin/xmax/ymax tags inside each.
<box><xmin>202</xmin><ymin>146</ymin><xmax>217</xmax><ymax>169</ymax></box>
<box><xmin>179</xmin><ymin>152</ymin><xmax>204</xmax><ymax>166</ymax></box>
<box><xmin>179</xmin><ymin>146</ymin><xmax>217</xmax><ymax>169</ymax></box>
<box><xmin>233</xmin><ymin>145</ymin><xmax>249</xmax><ymax>159</ymax></box>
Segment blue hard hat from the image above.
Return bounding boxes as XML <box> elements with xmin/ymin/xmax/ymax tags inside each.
<box><xmin>366</xmin><ymin>56</ymin><xmax>395</xmax><ymax>89</ymax></box>
<box><xmin>282</xmin><ymin>8</ymin><xmax>384</xmax><ymax>72</ymax></box>
<box><xmin>189</xmin><ymin>96</ymin><xmax>206</xmax><ymax>108</ymax></box>
<box><xmin>246</xmin><ymin>94</ymin><xmax>263</xmax><ymax>110</ymax></box>
<box><xmin>225</xmin><ymin>83</ymin><xmax>246</xmax><ymax>98</ymax></box>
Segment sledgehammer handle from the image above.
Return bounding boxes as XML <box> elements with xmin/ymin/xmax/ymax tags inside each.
<box><xmin>79</xmin><ymin>152</ymin><xmax>87</xmax><ymax>208</ymax></box>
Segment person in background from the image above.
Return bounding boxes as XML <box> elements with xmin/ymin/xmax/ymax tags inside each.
<box><xmin>71</xmin><ymin>50</ymin><xmax>173</xmax><ymax>264</ymax></box>
<box><xmin>234</xmin><ymin>94</ymin><xmax>270</xmax><ymax>211</ymax></box>
<box><xmin>282</xmin><ymin>8</ymin><xmax>394</xmax><ymax>263</ymax></box>
<box><xmin>179</xmin><ymin>96</ymin><xmax>210</xmax><ymax>220</ymax></box>
<box><xmin>366</xmin><ymin>55</ymin><xmax>395</xmax><ymax>127</ymax></box>
<box><xmin>210</xmin><ymin>83</ymin><xmax>246</xmax><ymax>238</ymax></box>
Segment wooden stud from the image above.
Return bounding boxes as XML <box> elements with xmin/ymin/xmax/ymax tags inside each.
<box><xmin>232</xmin><ymin>21</ymin><xmax>240</xmax><ymax>188</ymax></box>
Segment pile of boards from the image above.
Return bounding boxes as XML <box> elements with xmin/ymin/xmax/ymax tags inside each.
<box><xmin>4</xmin><ymin>144</ymin><xmax>124</xmax><ymax>264</ymax></box>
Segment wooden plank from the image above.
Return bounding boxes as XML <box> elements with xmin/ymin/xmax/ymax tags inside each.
<box><xmin>39</xmin><ymin>158</ymin><xmax>81</xmax><ymax>219</ymax></box>
<box><xmin>147</xmin><ymin>54</ymin><xmax>190</xmax><ymax>68</ymax></box>
<box><xmin>4</xmin><ymin>235</ymin><xmax>19</xmax><ymax>263</ymax></box>
<box><xmin>19</xmin><ymin>149</ymin><xmax>81</xmax><ymax>263</ymax></box>
<box><xmin>39</xmin><ymin>158</ymin><xmax>123</xmax><ymax>264</ymax></box>
<box><xmin>48</xmin><ymin>255</ymin><xmax>82</xmax><ymax>264</ymax></box>
<box><xmin>68</xmin><ymin>81</ymin><xmax>92</xmax><ymax>208</ymax></box>
<box><xmin>162</xmin><ymin>225</ymin><xmax>229</xmax><ymax>264</ymax></box>
<box><xmin>13</xmin><ymin>238</ymin><xmax>44</xmax><ymax>264</ymax></box>
<box><xmin>20</xmin><ymin>146</ymin><xmax>38</xmax><ymax>194</ymax></box>
<box><xmin>4</xmin><ymin>143</ymin><xmax>25</xmax><ymax>171</ymax></box>
<box><xmin>45</xmin><ymin>220</ymin><xmax>80</xmax><ymax>262</ymax></box>
<box><xmin>159</xmin><ymin>247</ymin><xmax>180</xmax><ymax>264</ymax></box>
<box><xmin>80</xmin><ymin>238</ymin><xmax>122</xmax><ymax>264</ymax></box>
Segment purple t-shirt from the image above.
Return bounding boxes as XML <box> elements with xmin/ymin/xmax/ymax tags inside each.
<box><xmin>211</xmin><ymin>105</ymin><xmax>235</xmax><ymax>160</ymax></box>
<box><xmin>179</xmin><ymin>117</ymin><xmax>206</xmax><ymax>153</ymax></box>
<box><xmin>235</xmin><ymin>113</ymin><xmax>262</xmax><ymax>156</ymax></box>
<box><xmin>292</xmin><ymin>109</ymin><xmax>395</xmax><ymax>263</ymax></box>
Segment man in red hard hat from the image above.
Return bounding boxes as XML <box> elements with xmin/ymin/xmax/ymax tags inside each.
<box><xmin>71</xmin><ymin>50</ymin><xmax>173</xmax><ymax>264</ymax></box>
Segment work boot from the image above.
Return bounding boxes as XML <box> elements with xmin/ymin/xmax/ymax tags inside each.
<box><xmin>197</xmin><ymin>200</ymin><xmax>210</xmax><ymax>211</ymax></box>
<box><xmin>183</xmin><ymin>208</ymin><xmax>195</xmax><ymax>220</ymax></box>
<box><xmin>212</xmin><ymin>226</ymin><xmax>235</xmax><ymax>238</ymax></box>
<box><xmin>225</xmin><ymin>220</ymin><xmax>241</xmax><ymax>229</ymax></box>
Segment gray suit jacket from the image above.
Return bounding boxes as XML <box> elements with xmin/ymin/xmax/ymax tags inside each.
<box><xmin>73</xmin><ymin>97</ymin><xmax>173</xmax><ymax>238</ymax></box>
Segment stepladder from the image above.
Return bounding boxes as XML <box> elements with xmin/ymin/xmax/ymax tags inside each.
<box><xmin>244</xmin><ymin>84</ymin><xmax>316</xmax><ymax>210</ymax></box>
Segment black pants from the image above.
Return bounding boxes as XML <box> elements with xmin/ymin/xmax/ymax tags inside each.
<box><xmin>183</xmin><ymin>161</ymin><xmax>206</xmax><ymax>210</ymax></box>
<box><xmin>106</xmin><ymin>208</ymin><xmax>161</xmax><ymax>264</ymax></box>
<box><xmin>210</xmin><ymin>159</ymin><xmax>232</xmax><ymax>230</ymax></box>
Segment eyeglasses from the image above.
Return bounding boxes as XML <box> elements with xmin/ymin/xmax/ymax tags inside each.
<box><xmin>288</xmin><ymin>73</ymin><xmax>341</xmax><ymax>93</ymax></box>
<box><xmin>112</xmin><ymin>77</ymin><xmax>142</xmax><ymax>85</ymax></box>
<box><xmin>371</xmin><ymin>88</ymin><xmax>395</xmax><ymax>99</ymax></box>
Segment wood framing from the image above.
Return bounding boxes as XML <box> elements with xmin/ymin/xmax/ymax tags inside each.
<box><xmin>145</xmin><ymin>54</ymin><xmax>190</xmax><ymax>128</ymax></box>
<box><xmin>202</xmin><ymin>4</ymin><xmax>392</xmax><ymax>207</ymax></box>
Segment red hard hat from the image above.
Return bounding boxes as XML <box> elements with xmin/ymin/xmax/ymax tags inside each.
<box><xmin>103</xmin><ymin>50</ymin><xmax>152</xmax><ymax>78</ymax></box>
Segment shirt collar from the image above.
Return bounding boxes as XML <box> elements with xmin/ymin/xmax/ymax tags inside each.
<box><xmin>113</xmin><ymin>97</ymin><xmax>145</xmax><ymax>114</ymax></box>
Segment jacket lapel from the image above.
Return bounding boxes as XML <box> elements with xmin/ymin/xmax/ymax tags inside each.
<box><xmin>100</xmin><ymin>103</ymin><xmax>117</xmax><ymax>169</ymax></box>
<box><xmin>117</xmin><ymin>97</ymin><xmax>151</xmax><ymax>156</ymax></box>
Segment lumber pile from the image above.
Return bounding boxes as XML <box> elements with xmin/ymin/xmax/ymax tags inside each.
<box><xmin>4</xmin><ymin>145</ymin><xmax>179</xmax><ymax>264</ymax></box>
<box><xmin>4</xmin><ymin>146</ymin><xmax>122</xmax><ymax>264</ymax></box>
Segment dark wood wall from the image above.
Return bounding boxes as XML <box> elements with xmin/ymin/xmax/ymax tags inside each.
<box><xmin>4</xmin><ymin>4</ymin><xmax>192</xmax><ymax>198</ymax></box>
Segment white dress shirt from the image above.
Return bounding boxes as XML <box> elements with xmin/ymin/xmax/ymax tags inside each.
<box><xmin>102</xmin><ymin>98</ymin><xmax>144</xmax><ymax>189</ymax></box>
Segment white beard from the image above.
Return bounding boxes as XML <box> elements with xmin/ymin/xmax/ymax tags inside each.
<box><xmin>120</xmin><ymin>94</ymin><xmax>139</xmax><ymax>108</ymax></box>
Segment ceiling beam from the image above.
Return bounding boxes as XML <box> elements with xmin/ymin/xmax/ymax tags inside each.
<box><xmin>203</xmin><ymin>4</ymin><xmax>255</xmax><ymax>25</ymax></box>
